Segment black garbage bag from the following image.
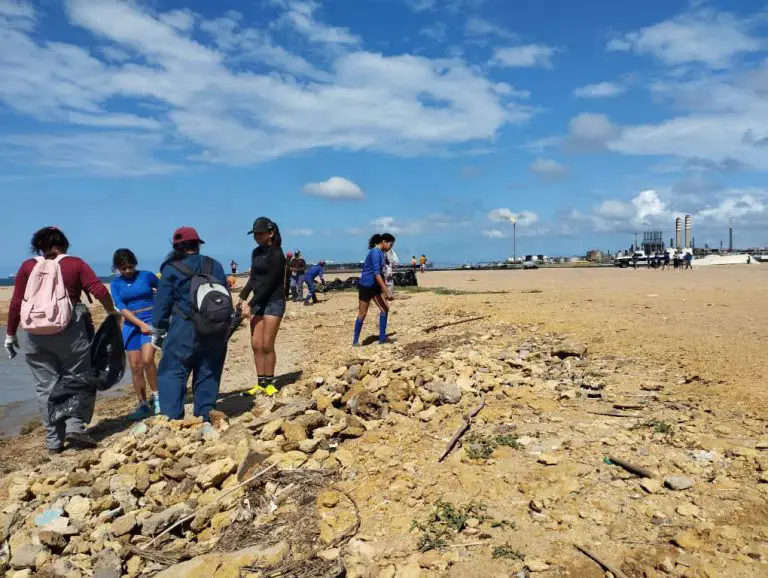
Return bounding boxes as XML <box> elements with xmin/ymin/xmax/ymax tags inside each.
<box><xmin>48</xmin><ymin>374</ymin><xmax>98</xmax><ymax>425</ymax></box>
<box><xmin>91</xmin><ymin>314</ymin><xmax>126</xmax><ymax>392</ymax></box>
<box><xmin>394</xmin><ymin>269</ymin><xmax>418</xmax><ymax>287</ymax></box>
<box><xmin>228</xmin><ymin>306</ymin><xmax>243</xmax><ymax>339</ymax></box>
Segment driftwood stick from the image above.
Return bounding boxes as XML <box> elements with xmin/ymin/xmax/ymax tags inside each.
<box><xmin>424</xmin><ymin>316</ymin><xmax>488</xmax><ymax>334</ymax></box>
<box><xmin>607</xmin><ymin>456</ymin><xmax>656</xmax><ymax>479</ymax></box>
<box><xmin>438</xmin><ymin>397</ymin><xmax>485</xmax><ymax>462</ymax></box>
<box><xmin>574</xmin><ymin>544</ymin><xmax>630</xmax><ymax>578</ymax></box>
<box><xmin>613</xmin><ymin>403</ymin><xmax>645</xmax><ymax>411</ymax></box>
<box><xmin>588</xmin><ymin>411</ymin><xmax>640</xmax><ymax>418</ymax></box>
<box><xmin>148</xmin><ymin>462</ymin><xmax>278</xmax><ymax>547</ymax></box>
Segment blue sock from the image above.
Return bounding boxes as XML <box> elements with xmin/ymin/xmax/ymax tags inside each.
<box><xmin>379</xmin><ymin>313</ymin><xmax>388</xmax><ymax>343</ymax></box>
<box><xmin>353</xmin><ymin>318</ymin><xmax>363</xmax><ymax>345</ymax></box>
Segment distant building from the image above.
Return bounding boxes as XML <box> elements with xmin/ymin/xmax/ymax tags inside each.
<box><xmin>586</xmin><ymin>249</ymin><xmax>603</xmax><ymax>262</ymax></box>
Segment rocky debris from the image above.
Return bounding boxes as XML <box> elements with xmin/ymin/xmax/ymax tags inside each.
<box><xmin>155</xmin><ymin>542</ymin><xmax>290</xmax><ymax>577</ymax></box>
<box><xmin>196</xmin><ymin>458</ymin><xmax>236</xmax><ymax>489</ymax></box>
<box><xmin>141</xmin><ymin>503</ymin><xmax>193</xmax><ymax>536</ymax></box>
<box><xmin>0</xmin><ymin>312</ymin><xmax>762</xmax><ymax>578</ymax></box>
<box><xmin>9</xmin><ymin>543</ymin><xmax>44</xmax><ymax>570</ymax></box>
<box><xmin>38</xmin><ymin>530</ymin><xmax>67</xmax><ymax>553</ymax></box>
<box><xmin>109</xmin><ymin>513</ymin><xmax>137</xmax><ymax>537</ymax></box>
<box><xmin>640</xmin><ymin>478</ymin><xmax>662</xmax><ymax>494</ymax></box>
<box><xmin>664</xmin><ymin>475</ymin><xmax>694</xmax><ymax>491</ymax></box>
<box><xmin>551</xmin><ymin>340</ymin><xmax>587</xmax><ymax>359</ymax></box>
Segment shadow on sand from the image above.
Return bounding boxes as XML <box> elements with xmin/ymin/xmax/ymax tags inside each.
<box><xmin>88</xmin><ymin>370</ymin><xmax>304</xmax><ymax>442</ymax></box>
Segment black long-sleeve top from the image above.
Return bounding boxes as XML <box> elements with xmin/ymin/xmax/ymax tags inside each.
<box><xmin>239</xmin><ymin>245</ymin><xmax>287</xmax><ymax>307</ymax></box>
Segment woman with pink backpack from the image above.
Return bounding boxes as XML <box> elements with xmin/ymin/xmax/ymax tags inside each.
<box><xmin>4</xmin><ymin>227</ymin><xmax>117</xmax><ymax>454</ymax></box>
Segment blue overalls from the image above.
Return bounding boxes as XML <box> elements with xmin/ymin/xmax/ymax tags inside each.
<box><xmin>303</xmin><ymin>264</ymin><xmax>324</xmax><ymax>304</ymax></box>
<box><xmin>153</xmin><ymin>254</ymin><xmax>228</xmax><ymax>422</ymax></box>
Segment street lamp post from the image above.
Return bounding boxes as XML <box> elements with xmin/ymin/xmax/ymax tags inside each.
<box><xmin>511</xmin><ymin>217</ymin><xmax>517</xmax><ymax>263</ymax></box>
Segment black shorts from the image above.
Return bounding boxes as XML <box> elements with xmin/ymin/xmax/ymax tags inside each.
<box><xmin>358</xmin><ymin>283</ymin><xmax>382</xmax><ymax>302</ymax></box>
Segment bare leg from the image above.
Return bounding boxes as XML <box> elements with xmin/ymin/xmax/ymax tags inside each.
<box><xmin>251</xmin><ymin>316</ymin><xmax>266</xmax><ymax>376</ymax></box>
<box><xmin>127</xmin><ymin>350</ymin><xmax>147</xmax><ymax>403</ymax></box>
<box><xmin>141</xmin><ymin>343</ymin><xmax>158</xmax><ymax>394</ymax></box>
<box><xmin>357</xmin><ymin>299</ymin><xmax>370</xmax><ymax>321</ymax></box>
<box><xmin>260</xmin><ymin>315</ymin><xmax>283</xmax><ymax>376</ymax></box>
<box><xmin>372</xmin><ymin>294</ymin><xmax>389</xmax><ymax>315</ymax></box>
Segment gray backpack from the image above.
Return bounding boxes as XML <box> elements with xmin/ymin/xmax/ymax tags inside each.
<box><xmin>171</xmin><ymin>258</ymin><xmax>233</xmax><ymax>335</ymax></box>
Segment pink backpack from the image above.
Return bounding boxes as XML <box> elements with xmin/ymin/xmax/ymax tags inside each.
<box><xmin>20</xmin><ymin>255</ymin><xmax>73</xmax><ymax>335</ymax></box>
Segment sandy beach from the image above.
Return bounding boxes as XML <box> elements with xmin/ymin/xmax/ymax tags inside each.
<box><xmin>0</xmin><ymin>266</ymin><xmax>766</xmax><ymax>577</ymax></box>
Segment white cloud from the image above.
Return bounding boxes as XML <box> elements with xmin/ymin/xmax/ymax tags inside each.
<box><xmin>481</xmin><ymin>229</ymin><xmax>505</xmax><ymax>239</ymax></box>
<box><xmin>607</xmin><ymin>8</ymin><xmax>763</xmax><ymax>69</ymax></box>
<box><xmin>529</xmin><ymin>158</ymin><xmax>569</xmax><ymax>181</ymax></box>
<box><xmin>419</xmin><ymin>22</ymin><xmax>447</xmax><ymax>42</ymax></box>
<box><xmin>0</xmin><ymin>0</ymin><xmax>530</xmax><ymax>175</ymax></box>
<box><xmin>275</xmin><ymin>0</ymin><xmax>359</xmax><ymax>46</ymax></box>
<box><xmin>303</xmin><ymin>177</ymin><xmax>364</xmax><ymax>200</ymax></box>
<box><xmin>465</xmin><ymin>17</ymin><xmax>516</xmax><ymax>40</ymax></box>
<box><xmin>402</xmin><ymin>0</ymin><xmax>436</xmax><ymax>11</ymax></box>
<box><xmin>401</xmin><ymin>0</ymin><xmax>487</xmax><ymax>12</ymax></box>
<box><xmin>0</xmin><ymin>132</ymin><xmax>178</xmax><ymax>177</ymax></box>
<box><xmin>492</xmin><ymin>44</ymin><xmax>557</xmax><ymax>68</ymax></box>
<box><xmin>488</xmin><ymin>208</ymin><xmax>539</xmax><ymax>226</ymax></box>
<box><xmin>286</xmin><ymin>228</ymin><xmax>314</xmax><ymax>237</ymax></box>
<box><xmin>0</xmin><ymin>0</ymin><xmax>34</xmax><ymax>20</ymax></box>
<box><xmin>98</xmin><ymin>45</ymin><xmax>131</xmax><ymax>62</ymax></box>
<box><xmin>567</xmin><ymin>113</ymin><xmax>622</xmax><ymax>151</ymax></box>
<box><xmin>561</xmin><ymin>186</ymin><xmax>768</xmax><ymax>239</ymax></box>
<box><xmin>573</xmin><ymin>81</ymin><xmax>625</xmax><ymax>99</ymax></box>
<box><xmin>158</xmin><ymin>9</ymin><xmax>196</xmax><ymax>32</ymax></box>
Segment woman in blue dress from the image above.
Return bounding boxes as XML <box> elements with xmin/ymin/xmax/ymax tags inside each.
<box><xmin>111</xmin><ymin>249</ymin><xmax>159</xmax><ymax>418</ymax></box>
<box><xmin>353</xmin><ymin>233</ymin><xmax>396</xmax><ymax>346</ymax></box>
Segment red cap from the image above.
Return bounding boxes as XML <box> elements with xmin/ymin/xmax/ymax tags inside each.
<box><xmin>172</xmin><ymin>226</ymin><xmax>204</xmax><ymax>245</ymax></box>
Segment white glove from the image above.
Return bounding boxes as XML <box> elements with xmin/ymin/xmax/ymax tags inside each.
<box><xmin>4</xmin><ymin>335</ymin><xmax>19</xmax><ymax>359</ymax></box>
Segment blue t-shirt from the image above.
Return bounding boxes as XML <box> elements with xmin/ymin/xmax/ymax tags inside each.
<box><xmin>359</xmin><ymin>248</ymin><xmax>384</xmax><ymax>288</ymax></box>
<box><xmin>111</xmin><ymin>270</ymin><xmax>158</xmax><ymax>313</ymax></box>
<box><xmin>304</xmin><ymin>264</ymin><xmax>324</xmax><ymax>282</ymax></box>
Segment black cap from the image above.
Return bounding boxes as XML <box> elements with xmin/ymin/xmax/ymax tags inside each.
<box><xmin>247</xmin><ymin>217</ymin><xmax>273</xmax><ymax>235</ymax></box>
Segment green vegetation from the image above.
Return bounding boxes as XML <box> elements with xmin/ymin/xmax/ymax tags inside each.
<box><xmin>492</xmin><ymin>544</ymin><xmax>525</xmax><ymax>561</ymax></box>
<box><xmin>494</xmin><ymin>434</ymin><xmax>521</xmax><ymax>449</ymax></box>
<box><xmin>463</xmin><ymin>432</ymin><xmax>521</xmax><ymax>459</ymax></box>
<box><xmin>644</xmin><ymin>420</ymin><xmax>674</xmax><ymax>435</ymax></box>
<box><xmin>411</xmin><ymin>500</ymin><xmax>488</xmax><ymax>552</ymax></box>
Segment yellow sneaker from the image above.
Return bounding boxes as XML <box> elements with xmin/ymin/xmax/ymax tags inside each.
<box><xmin>245</xmin><ymin>384</ymin><xmax>265</xmax><ymax>396</ymax></box>
<box><xmin>264</xmin><ymin>384</ymin><xmax>278</xmax><ymax>397</ymax></box>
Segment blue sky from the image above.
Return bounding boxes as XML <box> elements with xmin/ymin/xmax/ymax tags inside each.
<box><xmin>1</xmin><ymin>0</ymin><xmax>767</xmax><ymax>274</ymax></box>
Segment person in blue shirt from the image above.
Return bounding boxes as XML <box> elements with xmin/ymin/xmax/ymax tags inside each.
<box><xmin>353</xmin><ymin>233</ymin><xmax>396</xmax><ymax>346</ymax></box>
<box><xmin>153</xmin><ymin>227</ymin><xmax>228</xmax><ymax>434</ymax></box>
<box><xmin>111</xmin><ymin>249</ymin><xmax>160</xmax><ymax>419</ymax></box>
<box><xmin>303</xmin><ymin>260</ymin><xmax>325</xmax><ymax>306</ymax></box>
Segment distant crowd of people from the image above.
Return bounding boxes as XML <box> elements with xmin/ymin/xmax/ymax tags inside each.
<box><xmin>632</xmin><ymin>251</ymin><xmax>693</xmax><ymax>270</ymax></box>
<box><xmin>4</xmin><ymin>219</ymin><xmax>408</xmax><ymax>453</ymax></box>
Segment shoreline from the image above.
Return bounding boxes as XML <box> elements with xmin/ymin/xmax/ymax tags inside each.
<box><xmin>0</xmin><ymin>268</ymin><xmax>766</xmax><ymax>576</ymax></box>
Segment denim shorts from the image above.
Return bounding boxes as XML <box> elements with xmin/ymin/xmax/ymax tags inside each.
<box><xmin>251</xmin><ymin>298</ymin><xmax>286</xmax><ymax>318</ymax></box>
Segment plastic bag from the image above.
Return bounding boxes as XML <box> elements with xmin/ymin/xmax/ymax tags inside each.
<box><xmin>91</xmin><ymin>314</ymin><xmax>126</xmax><ymax>391</ymax></box>
<box><xmin>48</xmin><ymin>374</ymin><xmax>97</xmax><ymax>425</ymax></box>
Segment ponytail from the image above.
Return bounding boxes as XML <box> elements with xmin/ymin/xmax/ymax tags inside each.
<box><xmin>368</xmin><ymin>234</ymin><xmax>382</xmax><ymax>249</ymax></box>
<box><xmin>271</xmin><ymin>221</ymin><xmax>282</xmax><ymax>248</ymax></box>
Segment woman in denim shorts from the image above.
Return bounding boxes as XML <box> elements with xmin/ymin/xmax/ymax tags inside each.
<box><xmin>239</xmin><ymin>217</ymin><xmax>286</xmax><ymax>396</ymax></box>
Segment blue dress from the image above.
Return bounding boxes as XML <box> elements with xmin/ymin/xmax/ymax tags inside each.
<box><xmin>111</xmin><ymin>270</ymin><xmax>158</xmax><ymax>351</ymax></box>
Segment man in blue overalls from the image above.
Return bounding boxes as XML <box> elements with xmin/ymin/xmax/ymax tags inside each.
<box><xmin>153</xmin><ymin>227</ymin><xmax>228</xmax><ymax>433</ymax></box>
<box><xmin>303</xmin><ymin>260</ymin><xmax>326</xmax><ymax>306</ymax></box>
